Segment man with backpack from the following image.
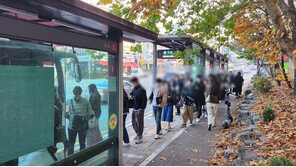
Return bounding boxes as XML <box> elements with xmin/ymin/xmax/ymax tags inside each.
<box><xmin>181</xmin><ymin>78</ymin><xmax>195</xmax><ymax>127</ymax></box>
<box><xmin>149</xmin><ymin>78</ymin><xmax>167</xmax><ymax>139</ymax></box>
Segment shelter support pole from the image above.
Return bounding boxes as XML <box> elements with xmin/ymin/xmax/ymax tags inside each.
<box><xmin>153</xmin><ymin>43</ymin><xmax>157</xmax><ymax>82</ymax></box>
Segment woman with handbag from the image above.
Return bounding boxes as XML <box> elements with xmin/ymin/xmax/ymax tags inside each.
<box><xmin>149</xmin><ymin>78</ymin><xmax>167</xmax><ymax>139</ymax></box>
<box><xmin>86</xmin><ymin>84</ymin><xmax>103</xmax><ymax>148</ymax></box>
<box><xmin>67</xmin><ymin>86</ymin><xmax>94</xmax><ymax>155</ymax></box>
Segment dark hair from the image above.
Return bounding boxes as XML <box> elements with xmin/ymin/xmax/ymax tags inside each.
<box><xmin>164</xmin><ymin>81</ymin><xmax>171</xmax><ymax>92</ymax></box>
<box><xmin>156</xmin><ymin>78</ymin><xmax>162</xmax><ymax>83</ymax></box>
<box><xmin>188</xmin><ymin>78</ymin><xmax>193</xmax><ymax>83</ymax></box>
<box><xmin>197</xmin><ymin>75</ymin><xmax>202</xmax><ymax>78</ymax></box>
<box><xmin>237</xmin><ymin>72</ymin><xmax>241</xmax><ymax>75</ymax></box>
<box><xmin>88</xmin><ymin>84</ymin><xmax>99</xmax><ymax>95</ymax></box>
<box><xmin>130</xmin><ymin>77</ymin><xmax>139</xmax><ymax>83</ymax></box>
<box><xmin>73</xmin><ymin>86</ymin><xmax>82</xmax><ymax>103</ymax></box>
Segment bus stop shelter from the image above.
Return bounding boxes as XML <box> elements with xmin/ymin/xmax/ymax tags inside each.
<box><xmin>0</xmin><ymin>0</ymin><xmax>157</xmax><ymax>166</ymax></box>
<box><xmin>155</xmin><ymin>35</ymin><xmax>226</xmax><ymax>80</ymax></box>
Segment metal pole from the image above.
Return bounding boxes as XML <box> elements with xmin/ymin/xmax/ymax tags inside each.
<box><xmin>153</xmin><ymin>42</ymin><xmax>157</xmax><ymax>82</ymax></box>
<box><xmin>118</xmin><ymin>35</ymin><xmax>124</xmax><ymax>166</ymax></box>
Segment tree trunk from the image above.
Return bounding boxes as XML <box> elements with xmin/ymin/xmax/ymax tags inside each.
<box><xmin>275</xmin><ymin>63</ymin><xmax>281</xmax><ymax>86</ymax></box>
<box><xmin>281</xmin><ymin>55</ymin><xmax>292</xmax><ymax>88</ymax></box>
<box><xmin>263</xmin><ymin>0</ymin><xmax>296</xmax><ymax>94</ymax></box>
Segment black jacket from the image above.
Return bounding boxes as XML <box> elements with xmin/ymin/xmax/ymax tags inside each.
<box><xmin>123</xmin><ymin>89</ymin><xmax>129</xmax><ymax>114</ymax></box>
<box><xmin>130</xmin><ymin>85</ymin><xmax>147</xmax><ymax>110</ymax></box>
<box><xmin>234</xmin><ymin>75</ymin><xmax>244</xmax><ymax>88</ymax></box>
<box><xmin>194</xmin><ymin>81</ymin><xmax>206</xmax><ymax>105</ymax></box>
<box><xmin>89</xmin><ymin>93</ymin><xmax>102</xmax><ymax>119</ymax></box>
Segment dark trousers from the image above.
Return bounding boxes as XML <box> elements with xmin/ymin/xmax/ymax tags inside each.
<box><xmin>175</xmin><ymin>106</ymin><xmax>181</xmax><ymax>114</ymax></box>
<box><xmin>132</xmin><ymin>109</ymin><xmax>144</xmax><ymax>139</ymax></box>
<box><xmin>153</xmin><ymin>106</ymin><xmax>162</xmax><ymax>134</ymax></box>
<box><xmin>123</xmin><ymin>114</ymin><xmax>130</xmax><ymax>143</ymax></box>
<box><xmin>68</xmin><ymin>128</ymin><xmax>87</xmax><ymax>155</ymax></box>
<box><xmin>235</xmin><ymin>86</ymin><xmax>242</xmax><ymax>96</ymax></box>
<box><xmin>195</xmin><ymin>103</ymin><xmax>202</xmax><ymax>118</ymax></box>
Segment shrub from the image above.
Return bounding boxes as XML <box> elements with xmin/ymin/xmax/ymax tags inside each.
<box><xmin>244</xmin><ymin>89</ymin><xmax>251</xmax><ymax>96</ymax></box>
<box><xmin>263</xmin><ymin>105</ymin><xmax>275</xmax><ymax>122</ymax></box>
<box><xmin>253</xmin><ymin>76</ymin><xmax>272</xmax><ymax>93</ymax></box>
<box><xmin>269</xmin><ymin>157</ymin><xmax>294</xmax><ymax>166</ymax></box>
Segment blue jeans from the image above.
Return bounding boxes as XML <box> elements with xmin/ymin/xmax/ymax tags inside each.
<box><xmin>123</xmin><ymin>114</ymin><xmax>130</xmax><ymax>143</ymax></box>
<box><xmin>153</xmin><ymin>106</ymin><xmax>162</xmax><ymax>134</ymax></box>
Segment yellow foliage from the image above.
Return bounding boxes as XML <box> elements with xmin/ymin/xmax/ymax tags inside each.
<box><xmin>233</xmin><ymin>2</ymin><xmax>281</xmax><ymax>67</ymax></box>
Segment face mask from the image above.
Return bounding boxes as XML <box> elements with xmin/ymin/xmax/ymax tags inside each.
<box><xmin>196</xmin><ymin>78</ymin><xmax>201</xmax><ymax>82</ymax></box>
<box><xmin>186</xmin><ymin>81</ymin><xmax>192</xmax><ymax>87</ymax></box>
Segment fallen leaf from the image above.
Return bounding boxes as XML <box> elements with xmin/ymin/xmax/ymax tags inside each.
<box><xmin>188</xmin><ymin>158</ymin><xmax>198</xmax><ymax>162</ymax></box>
<box><xmin>159</xmin><ymin>157</ymin><xmax>167</xmax><ymax>160</ymax></box>
<box><xmin>191</xmin><ymin>148</ymin><xmax>200</xmax><ymax>152</ymax></box>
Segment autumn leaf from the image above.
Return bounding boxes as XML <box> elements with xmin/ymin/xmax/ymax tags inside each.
<box><xmin>280</xmin><ymin>112</ymin><xmax>287</xmax><ymax>117</ymax></box>
<box><xmin>188</xmin><ymin>158</ymin><xmax>198</xmax><ymax>162</ymax></box>
<box><xmin>159</xmin><ymin>157</ymin><xmax>167</xmax><ymax>160</ymax></box>
<box><xmin>191</xmin><ymin>149</ymin><xmax>200</xmax><ymax>153</ymax></box>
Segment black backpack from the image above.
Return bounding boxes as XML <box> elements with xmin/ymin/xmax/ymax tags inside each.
<box><xmin>170</xmin><ymin>91</ymin><xmax>180</xmax><ymax>105</ymax></box>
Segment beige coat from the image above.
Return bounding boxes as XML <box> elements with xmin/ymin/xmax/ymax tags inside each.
<box><xmin>149</xmin><ymin>87</ymin><xmax>168</xmax><ymax>108</ymax></box>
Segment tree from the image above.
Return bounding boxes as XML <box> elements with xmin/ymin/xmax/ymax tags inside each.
<box><xmin>98</xmin><ymin>0</ymin><xmax>295</xmax><ymax>90</ymax></box>
<box><xmin>262</xmin><ymin>0</ymin><xmax>296</xmax><ymax>93</ymax></box>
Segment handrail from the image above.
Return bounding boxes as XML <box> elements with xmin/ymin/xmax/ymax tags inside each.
<box><xmin>51</xmin><ymin>136</ymin><xmax>118</xmax><ymax>166</ymax></box>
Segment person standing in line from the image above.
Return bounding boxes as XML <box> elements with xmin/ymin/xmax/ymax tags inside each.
<box><xmin>130</xmin><ymin>77</ymin><xmax>147</xmax><ymax>144</ymax></box>
<box><xmin>172</xmin><ymin>76</ymin><xmax>182</xmax><ymax>115</ymax></box>
<box><xmin>194</xmin><ymin>75</ymin><xmax>206</xmax><ymax>123</ymax></box>
<box><xmin>123</xmin><ymin>88</ymin><xmax>130</xmax><ymax>146</ymax></box>
<box><xmin>233</xmin><ymin>72</ymin><xmax>244</xmax><ymax>98</ymax></box>
<box><xmin>181</xmin><ymin>78</ymin><xmax>195</xmax><ymax>127</ymax></box>
<box><xmin>162</xmin><ymin>81</ymin><xmax>175</xmax><ymax>131</ymax></box>
<box><xmin>149</xmin><ymin>78</ymin><xmax>167</xmax><ymax>139</ymax></box>
<box><xmin>206</xmin><ymin>75</ymin><xmax>221</xmax><ymax>131</ymax></box>
<box><xmin>67</xmin><ymin>86</ymin><xmax>94</xmax><ymax>155</ymax></box>
<box><xmin>86</xmin><ymin>84</ymin><xmax>103</xmax><ymax>148</ymax></box>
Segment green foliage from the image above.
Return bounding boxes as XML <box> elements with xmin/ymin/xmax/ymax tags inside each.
<box><xmin>258</xmin><ymin>162</ymin><xmax>264</xmax><ymax>166</ymax></box>
<box><xmin>86</xmin><ymin>50</ymin><xmax>107</xmax><ymax>60</ymax></box>
<box><xmin>130</xmin><ymin>44</ymin><xmax>142</xmax><ymax>53</ymax></box>
<box><xmin>172</xmin><ymin>46</ymin><xmax>202</xmax><ymax>65</ymax></box>
<box><xmin>244</xmin><ymin>89</ymin><xmax>251</xmax><ymax>96</ymax></box>
<box><xmin>268</xmin><ymin>157</ymin><xmax>294</xmax><ymax>166</ymax></box>
<box><xmin>253</xmin><ymin>76</ymin><xmax>272</xmax><ymax>93</ymax></box>
<box><xmin>262</xmin><ymin>104</ymin><xmax>275</xmax><ymax>122</ymax></box>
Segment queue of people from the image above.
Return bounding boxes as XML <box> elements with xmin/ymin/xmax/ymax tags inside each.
<box><xmin>123</xmin><ymin>71</ymin><xmax>244</xmax><ymax>146</ymax></box>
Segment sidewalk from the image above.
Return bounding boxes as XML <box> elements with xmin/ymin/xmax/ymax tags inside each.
<box><xmin>148</xmin><ymin>95</ymin><xmax>241</xmax><ymax>166</ymax></box>
<box><xmin>123</xmin><ymin>95</ymin><xmax>241</xmax><ymax>166</ymax></box>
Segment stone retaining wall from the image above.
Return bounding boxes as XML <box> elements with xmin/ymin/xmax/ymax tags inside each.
<box><xmin>225</xmin><ymin>85</ymin><xmax>267</xmax><ymax>166</ymax></box>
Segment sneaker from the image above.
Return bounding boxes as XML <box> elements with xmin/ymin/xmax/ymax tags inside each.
<box><xmin>154</xmin><ymin>134</ymin><xmax>159</xmax><ymax>139</ymax></box>
<box><xmin>168</xmin><ymin>125</ymin><xmax>172</xmax><ymax>131</ymax></box>
<box><xmin>123</xmin><ymin>142</ymin><xmax>130</xmax><ymax>147</ymax></box>
<box><xmin>196</xmin><ymin>118</ymin><xmax>200</xmax><ymax>123</ymax></box>
<box><xmin>135</xmin><ymin>138</ymin><xmax>143</xmax><ymax>144</ymax></box>
<box><xmin>181</xmin><ymin>124</ymin><xmax>186</xmax><ymax>128</ymax></box>
<box><xmin>133</xmin><ymin>136</ymin><xmax>138</xmax><ymax>140</ymax></box>
<box><xmin>208</xmin><ymin>124</ymin><xmax>212</xmax><ymax>131</ymax></box>
<box><xmin>190</xmin><ymin>123</ymin><xmax>194</xmax><ymax>126</ymax></box>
